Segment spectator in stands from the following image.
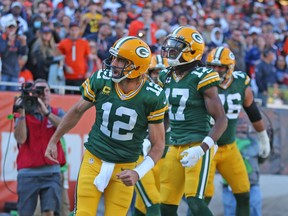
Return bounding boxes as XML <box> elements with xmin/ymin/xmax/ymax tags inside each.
<box><xmin>202</xmin><ymin>18</ymin><xmax>216</xmax><ymax>45</ymax></box>
<box><xmin>80</xmin><ymin>1</ymin><xmax>103</xmax><ymax>37</ymax></box>
<box><xmin>103</xmin><ymin>0</ymin><xmax>122</xmax><ymax>17</ymax></box>
<box><xmin>227</xmin><ymin>28</ymin><xmax>247</xmax><ymax>72</ymax></box>
<box><xmin>30</xmin><ymin>25</ymin><xmax>63</xmax><ymax>81</ymax></box>
<box><xmin>128</xmin><ymin>6</ymin><xmax>158</xmax><ymax>46</ymax></box>
<box><xmin>115</xmin><ymin>7</ymin><xmax>129</xmax><ymax>29</ymax></box>
<box><xmin>18</xmin><ymin>56</ymin><xmax>33</xmax><ymax>84</ymax></box>
<box><xmin>0</xmin><ymin>0</ymin><xmax>12</xmax><ymax>16</ymax></box>
<box><xmin>245</xmin><ymin>35</ymin><xmax>266</xmax><ymax>77</ymax></box>
<box><xmin>150</xmin><ymin>29</ymin><xmax>168</xmax><ymax>54</ymax></box>
<box><xmin>58</xmin><ymin>14</ymin><xmax>71</xmax><ymax>39</ymax></box>
<box><xmin>110</xmin><ymin>22</ymin><xmax>127</xmax><ymax>44</ymax></box>
<box><xmin>255</xmin><ymin>48</ymin><xmax>278</xmax><ymax>107</ymax></box>
<box><xmin>58</xmin><ymin>22</ymin><xmax>93</xmax><ymax>91</ymax></box>
<box><xmin>207</xmin><ymin>27</ymin><xmax>225</xmax><ymax>51</ymax></box>
<box><xmin>25</xmin><ymin>13</ymin><xmax>43</xmax><ymax>47</ymax></box>
<box><xmin>171</xmin><ymin>13</ymin><xmax>189</xmax><ymax>31</ymax></box>
<box><xmin>0</xmin><ymin>1</ymin><xmax>28</xmax><ymax>35</ymax></box>
<box><xmin>63</xmin><ymin>0</ymin><xmax>77</xmax><ymax>19</ymax></box>
<box><xmin>77</xmin><ymin>0</ymin><xmax>89</xmax><ymax>14</ymax></box>
<box><xmin>0</xmin><ymin>18</ymin><xmax>28</xmax><ymax>91</ymax></box>
<box><xmin>86</xmin><ymin>23</ymin><xmax>113</xmax><ymax>61</ymax></box>
<box><xmin>275</xmin><ymin>54</ymin><xmax>288</xmax><ymax>86</ymax></box>
<box><xmin>88</xmin><ymin>40</ymin><xmax>102</xmax><ymax>72</ymax></box>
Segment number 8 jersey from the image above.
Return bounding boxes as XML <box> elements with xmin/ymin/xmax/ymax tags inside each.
<box><xmin>158</xmin><ymin>66</ymin><xmax>220</xmax><ymax>145</ymax></box>
<box><xmin>80</xmin><ymin>70</ymin><xmax>168</xmax><ymax>163</ymax></box>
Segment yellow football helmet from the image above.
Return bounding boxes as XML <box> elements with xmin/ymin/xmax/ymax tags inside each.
<box><xmin>104</xmin><ymin>36</ymin><xmax>151</xmax><ymax>82</ymax></box>
<box><xmin>149</xmin><ymin>54</ymin><xmax>169</xmax><ymax>70</ymax></box>
<box><xmin>148</xmin><ymin>54</ymin><xmax>169</xmax><ymax>83</ymax></box>
<box><xmin>161</xmin><ymin>26</ymin><xmax>205</xmax><ymax>67</ymax></box>
<box><xmin>206</xmin><ymin>46</ymin><xmax>235</xmax><ymax>81</ymax></box>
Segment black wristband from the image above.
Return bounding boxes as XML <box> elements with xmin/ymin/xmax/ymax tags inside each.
<box><xmin>45</xmin><ymin>111</ymin><xmax>51</xmax><ymax>117</ymax></box>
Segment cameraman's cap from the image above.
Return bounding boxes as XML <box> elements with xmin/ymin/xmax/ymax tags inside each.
<box><xmin>5</xmin><ymin>18</ymin><xmax>17</xmax><ymax>28</ymax></box>
<box><xmin>11</xmin><ymin>1</ymin><xmax>22</xmax><ymax>9</ymax></box>
<box><xmin>40</xmin><ymin>26</ymin><xmax>52</xmax><ymax>33</ymax></box>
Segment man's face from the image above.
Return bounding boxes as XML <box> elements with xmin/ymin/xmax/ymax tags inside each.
<box><xmin>6</xmin><ymin>25</ymin><xmax>17</xmax><ymax>35</ymax></box>
<box><xmin>69</xmin><ymin>26</ymin><xmax>80</xmax><ymax>39</ymax></box>
<box><xmin>11</xmin><ymin>6</ymin><xmax>22</xmax><ymax>17</ymax></box>
<box><xmin>34</xmin><ymin>82</ymin><xmax>50</xmax><ymax>106</ymax></box>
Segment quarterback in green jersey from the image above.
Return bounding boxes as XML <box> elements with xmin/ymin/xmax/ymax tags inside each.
<box><xmin>45</xmin><ymin>36</ymin><xmax>167</xmax><ymax>216</ymax></box>
<box><xmin>204</xmin><ymin>46</ymin><xmax>270</xmax><ymax>216</ymax></box>
<box><xmin>158</xmin><ymin>26</ymin><xmax>228</xmax><ymax>216</ymax></box>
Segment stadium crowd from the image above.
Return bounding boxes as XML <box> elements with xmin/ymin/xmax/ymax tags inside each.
<box><xmin>1</xmin><ymin>0</ymin><xmax>288</xmax><ymax>104</ymax></box>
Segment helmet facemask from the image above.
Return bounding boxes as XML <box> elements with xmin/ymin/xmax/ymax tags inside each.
<box><xmin>103</xmin><ymin>48</ymin><xmax>136</xmax><ymax>83</ymax></box>
<box><xmin>161</xmin><ymin>36</ymin><xmax>190</xmax><ymax>67</ymax></box>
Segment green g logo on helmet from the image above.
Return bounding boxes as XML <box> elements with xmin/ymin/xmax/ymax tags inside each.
<box><xmin>136</xmin><ymin>47</ymin><xmax>150</xmax><ymax>58</ymax></box>
<box><xmin>192</xmin><ymin>33</ymin><xmax>204</xmax><ymax>44</ymax></box>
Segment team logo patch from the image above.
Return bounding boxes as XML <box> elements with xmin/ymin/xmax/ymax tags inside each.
<box><xmin>102</xmin><ymin>86</ymin><xmax>111</xmax><ymax>95</ymax></box>
<box><xmin>136</xmin><ymin>46</ymin><xmax>149</xmax><ymax>58</ymax></box>
<box><xmin>192</xmin><ymin>33</ymin><xmax>204</xmax><ymax>44</ymax></box>
<box><xmin>229</xmin><ymin>52</ymin><xmax>235</xmax><ymax>60</ymax></box>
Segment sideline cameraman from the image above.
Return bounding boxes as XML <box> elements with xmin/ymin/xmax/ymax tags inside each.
<box><xmin>14</xmin><ymin>79</ymin><xmax>66</xmax><ymax>216</ymax></box>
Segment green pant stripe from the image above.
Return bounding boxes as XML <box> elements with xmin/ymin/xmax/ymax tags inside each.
<box><xmin>196</xmin><ymin>149</ymin><xmax>210</xmax><ymax>198</ymax></box>
<box><xmin>135</xmin><ymin>181</ymin><xmax>152</xmax><ymax>207</ymax></box>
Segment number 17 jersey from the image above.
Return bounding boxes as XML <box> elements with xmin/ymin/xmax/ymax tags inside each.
<box><xmin>158</xmin><ymin>67</ymin><xmax>220</xmax><ymax>145</ymax></box>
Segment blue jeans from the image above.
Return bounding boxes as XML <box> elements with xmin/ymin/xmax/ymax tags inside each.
<box><xmin>0</xmin><ymin>74</ymin><xmax>19</xmax><ymax>91</ymax></box>
<box><xmin>222</xmin><ymin>185</ymin><xmax>262</xmax><ymax>216</ymax></box>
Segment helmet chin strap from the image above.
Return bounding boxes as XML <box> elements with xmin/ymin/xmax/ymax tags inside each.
<box><xmin>168</xmin><ymin>52</ymin><xmax>201</xmax><ymax>67</ymax></box>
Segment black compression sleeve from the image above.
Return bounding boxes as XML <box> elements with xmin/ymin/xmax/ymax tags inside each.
<box><xmin>243</xmin><ymin>100</ymin><xmax>262</xmax><ymax>122</ymax></box>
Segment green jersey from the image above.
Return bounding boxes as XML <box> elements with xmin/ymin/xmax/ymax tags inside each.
<box><xmin>217</xmin><ymin>71</ymin><xmax>250</xmax><ymax>146</ymax></box>
<box><xmin>80</xmin><ymin>70</ymin><xmax>168</xmax><ymax>163</ymax></box>
<box><xmin>159</xmin><ymin>66</ymin><xmax>220</xmax><ymax>145</ymax></box>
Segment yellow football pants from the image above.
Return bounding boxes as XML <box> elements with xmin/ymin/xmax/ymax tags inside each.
<box><xmin>205</xmin><ymin>141</ymin><xmax>250</xmax><ymax>197</ymax></box>
<box><xmin>74</xmin><ymin>150</ymin><xmax>137</xmax><ymax>216</ymax></box>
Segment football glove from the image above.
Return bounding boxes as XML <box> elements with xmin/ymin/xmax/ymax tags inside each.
<box><xmin>257</xmin><ymin>130</ymin><xmax>270</xmax><ymax>158</ymax></box>
<box><xmin>180</xmin><ymin>146</ymin><xmax>204</xmax><ymax>168</ymax></box>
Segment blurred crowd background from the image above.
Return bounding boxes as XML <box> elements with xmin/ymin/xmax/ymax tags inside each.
<box><xmin>1</xmin><ymin>0</ymin><xmax>288</xmax><ymax>105</ymax></box>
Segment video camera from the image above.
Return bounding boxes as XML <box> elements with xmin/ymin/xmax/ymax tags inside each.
<box><xmin>13</xmin><ymin>82</ymin><xmax>45</xmax><ymax>114</ymax></box>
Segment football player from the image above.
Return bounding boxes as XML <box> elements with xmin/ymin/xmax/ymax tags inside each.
<box><xmin>204</xmin><ymin>46</ymin><xmax>270</xmax><ymax>216</ymax></box>
<box><xmin>45</xmin><ymin>36</ymin><xmax>168</xmax><ymax>216</ymax></box>
<box><xmin>133</xmin><ymin>55</ymin><xmax>169</xmax><ymax>216</ymax></box>
<box><xmin>158</xmin><ymin>26</ymin><xmax>228</xmax><ymax>216</ymax></box>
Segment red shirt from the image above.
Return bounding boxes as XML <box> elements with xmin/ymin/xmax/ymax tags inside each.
<box><xmin>16</xmin><ymin>107</ymin><xmax>66</xmax><ymax>170</ymax></box>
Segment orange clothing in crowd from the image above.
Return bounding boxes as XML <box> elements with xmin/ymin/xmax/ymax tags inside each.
<box><xmin>58</xmin><ymin>38</ymin><xmax>91</xmax><ymax>80</ymax></box>
<box><xmin>19</xmin><ymin>69</ymin><xmax>34</xmax><ymax>83</ymax></box>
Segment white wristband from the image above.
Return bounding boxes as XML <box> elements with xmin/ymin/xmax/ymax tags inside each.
<box><xmin>202</xmin><ymin>136</ymin><xmax>215</xmax><ymax>149</ymax></box>
<box><xmin>134</xmin><ymin>156</ymin><xmax>155</xmax><ymax>179</ymax></box>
